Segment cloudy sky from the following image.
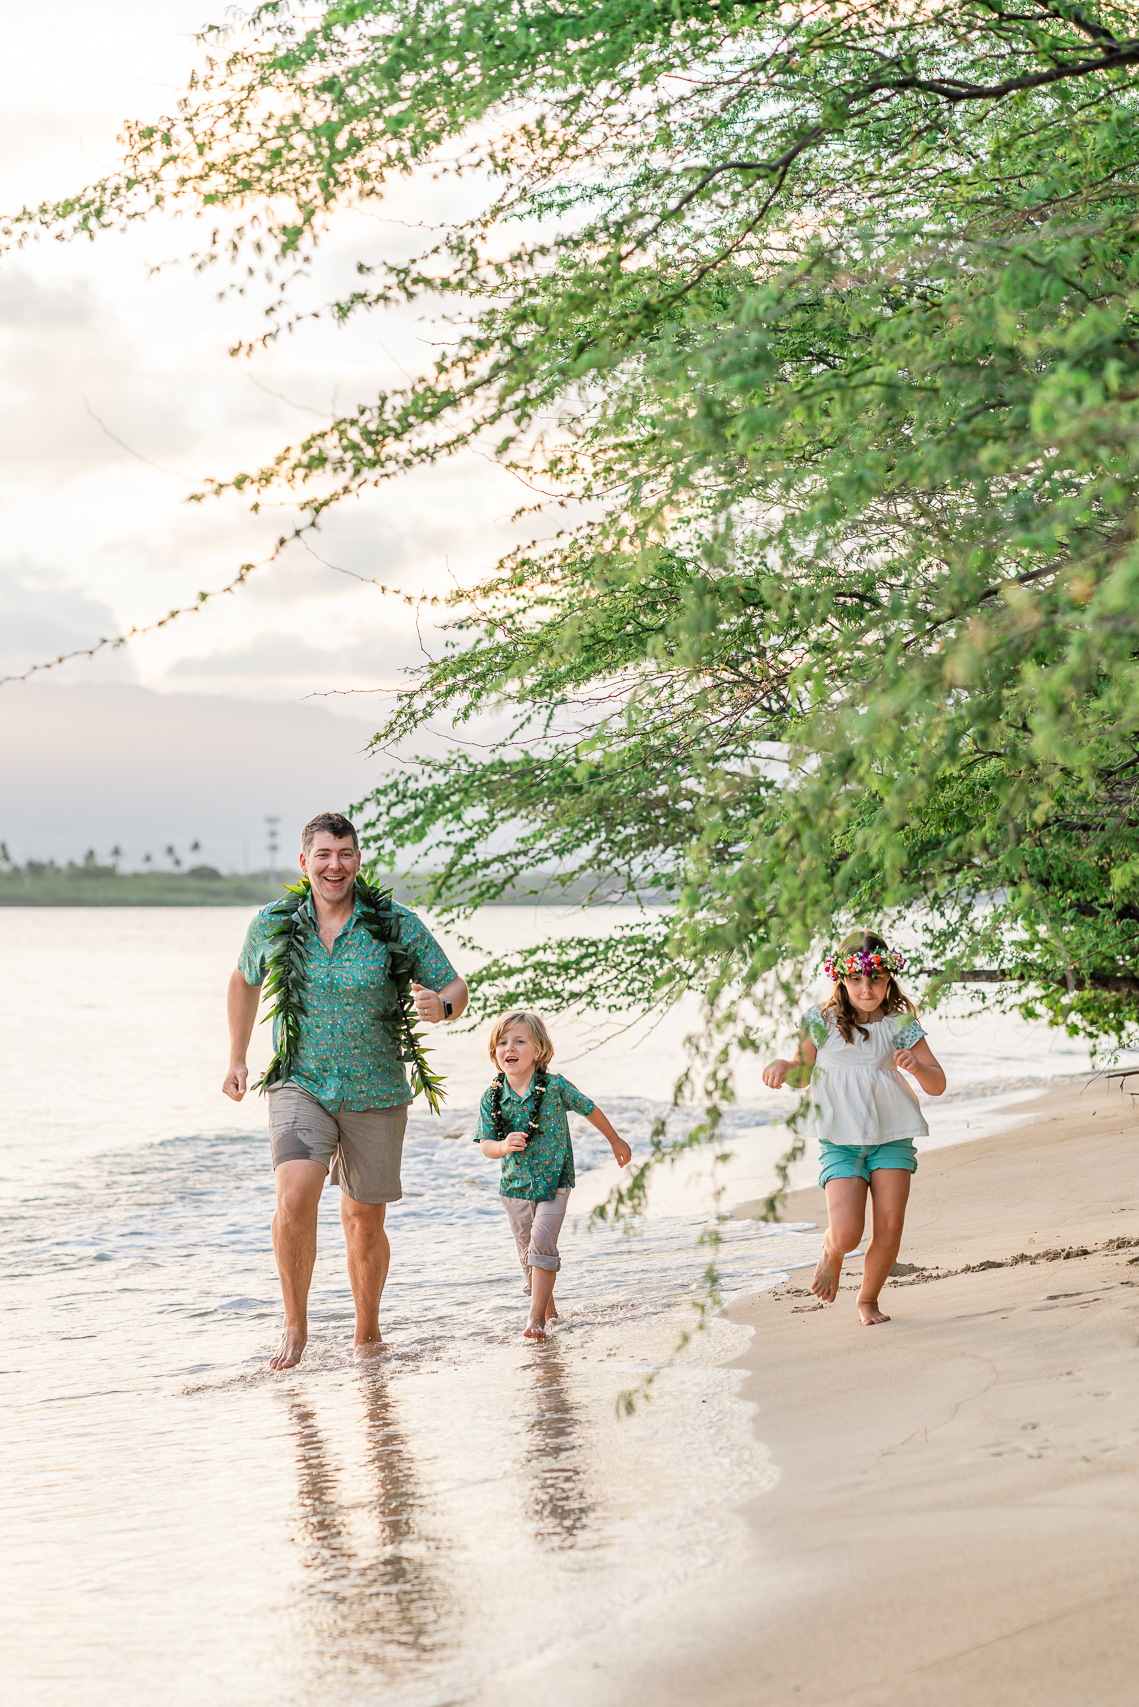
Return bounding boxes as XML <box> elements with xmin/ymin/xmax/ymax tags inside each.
<box><xmin>0</xmin><ymin>2</ymin><xmax>537</xmax><ymax>868</ymax></box>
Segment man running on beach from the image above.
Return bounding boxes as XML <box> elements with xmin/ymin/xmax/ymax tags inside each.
<box><xmin>223</xmin><ymin>811</ymin><xmax>468</xmax><ymax>1369</ymax></box>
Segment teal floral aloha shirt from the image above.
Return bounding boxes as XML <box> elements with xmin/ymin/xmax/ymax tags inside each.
<box><xmin>239</xmin><ymin>894</ymin><xmax>457</xmax><ymax>1112</ymax></box>
<box><xmin>473</xmin><ymin>1072</ymin><xmax>596</xmax><ymax>1202</ymax></box>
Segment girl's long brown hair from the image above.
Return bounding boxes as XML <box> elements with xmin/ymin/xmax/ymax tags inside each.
<box><xmin>822</xmin><ymin>930</ymin><xmax>917</xmax><ymax>1043</ymax></box>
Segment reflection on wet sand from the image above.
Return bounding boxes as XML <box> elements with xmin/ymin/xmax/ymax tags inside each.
<box><xmin>521</xmin><ymin>1347</ymin><xmax>596</xmax><ymax>1549</ymax></box>
<box><xmin>286</xmin><ymin>1374</ymin><xmax>455</xmax><ymax>1683</ymax></box>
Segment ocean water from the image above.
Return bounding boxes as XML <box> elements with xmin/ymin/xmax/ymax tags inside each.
<box><xmin>0</xmin><ymin>906</ymin><xmax>1113</xmax><ymax>1704</ymax></box>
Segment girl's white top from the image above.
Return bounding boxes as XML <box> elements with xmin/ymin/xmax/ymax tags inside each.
<box><xmin>801</xmin><ymin>1005</ymin><xmax>928</xmax><ymax>1147</ymax></box>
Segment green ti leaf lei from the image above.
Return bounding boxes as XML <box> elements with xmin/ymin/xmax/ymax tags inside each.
<box><xmin>490</xmin><ymin>1067</ymin><xmax>548</xmax><ymax>1146</ymax></box>
<box><xmin>255</xmin><ymin>870</ymin><xmax>446</xmax><ymax>1115</ymax></box>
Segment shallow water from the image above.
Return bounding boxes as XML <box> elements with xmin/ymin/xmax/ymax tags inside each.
<box><xmin>0</xmin><ymin>906</ymin><xmax>1115</xmax><ymax>1703</ymax></box>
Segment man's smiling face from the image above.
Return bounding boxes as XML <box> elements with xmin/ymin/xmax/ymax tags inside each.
<box><xmin>299</xmin><ymin>833</ymin><xmax>361</xmax><ymax>906</ymax></box>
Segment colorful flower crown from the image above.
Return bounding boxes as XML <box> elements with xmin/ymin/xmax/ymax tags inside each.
<box><xmin>823</xmin><ymin>945</ymin><xmax>906</xmax><ymax>981</ymax></box>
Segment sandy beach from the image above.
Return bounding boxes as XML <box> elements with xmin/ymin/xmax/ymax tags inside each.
<box><xmin>489</xmin><ymin>1075</ymin><xmax>1139</xmax><ymax>1707</ymax></box>
<box><xmin>669</xmin><ymin>1075</ymin><xmax>1139</xmax><ymax>1705</ymax></box>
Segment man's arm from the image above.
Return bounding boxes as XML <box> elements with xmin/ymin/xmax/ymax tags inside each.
<box><xmin>223</xmin><ymin>969</ymin><xmax>262</xmax><ymax>1101</ymax></box>
<box><xmin>412</xmin><ymin>975</ymin><xmax>469</xmax><ymax>1024</ymax></box>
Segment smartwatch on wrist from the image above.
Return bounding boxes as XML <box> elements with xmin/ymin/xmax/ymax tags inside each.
<box><xmin>441</xmin><ymin>998</ymin><xmax>453</xmax><ymax>1019</ymax></box>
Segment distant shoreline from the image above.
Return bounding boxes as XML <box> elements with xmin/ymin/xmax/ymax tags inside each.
<box><xmin>0</xmin><ymin>869</ymin><xmax>283</xmax><ymax>907</ymax></box>
<box><xmin>0</xmin><ymin>867</ymin><xmax>655</xmax><ymax>908</ymax></box>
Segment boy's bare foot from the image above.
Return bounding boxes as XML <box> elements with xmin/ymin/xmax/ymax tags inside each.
<box><xmin>811</xmin><ymin>1248</ymin><xmax>841</xmax><ymax>1303</ymax></box>
<box><xmin>858</xmin><ymin>1298</ymin><xmax>891</xmax><ymax>1326</ymax></box>
<box><xmin>523</xmin><ymin>1320</ymin><xmax>547</xmax><ymax>1340</ymax></box>
<box><xmin>269</xmin><ymin>1325</ymin><xmax>307</xmax><ymax>1370</ymax></box>
<box><xmin>353</xmin><ymin>1335</ymin><xmax>384</xmax><ymax>1361</ymax></box>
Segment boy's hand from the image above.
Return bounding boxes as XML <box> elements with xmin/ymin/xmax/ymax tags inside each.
<box><xmin>610</xmin><ymin>1138</ymin><xmax>632</xmax><ymax>1168</ymax></box>
<box><xmin>762</xmin><ymin>1058</ymin><xmax>791</xmax><ymax>1089</ymax></box>
<box><xmin>503</xmin><ymin>1129</ymin><xmax>528</xmax><ymax>1153</ymax></box>
<box><xmin>894</xmin><ymin>1048</ymin><xmax>919</xmax><ymax>1074</ymax></box>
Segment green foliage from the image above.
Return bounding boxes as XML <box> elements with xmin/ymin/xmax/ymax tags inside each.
<box><xmin>18</xmin><ymin>0</ymin><xmax>1139</xmax><ymax>1077</ymax></box>
<box><xmin>257</xmin><ymin>884</ymin><xmax>312</xmax><ymax>1091</ymax></box>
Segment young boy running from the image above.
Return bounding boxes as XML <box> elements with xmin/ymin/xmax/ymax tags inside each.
<box><xmin>476</xmin><ymin>1011</ymin><xmax>631</xmax><ymax>1339</ymax></box>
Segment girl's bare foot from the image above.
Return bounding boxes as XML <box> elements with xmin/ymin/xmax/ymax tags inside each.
<box><xmin>523</xmin><ymin>1319</ymin><xmax>547</xmax><ymax>1340</ymax></box>
<box><xmin>269</xmin><ymin>1325</ymin><xmax>307</xmax><ymax>1370</ymax></box>
<box><xmin>858</xmin><ymin>1297</ymin><xmax>890</xmax><ymax>1325</ymax></box>
<box><xmin>811</xmin><ymin>1248</ymin><xmax>841</xmax><ymax>1303</ymax></box>
<box><xmin>544</xmin><ymin>1300</ymin><xmax>558</xmax><ymax>1323</ymax></box>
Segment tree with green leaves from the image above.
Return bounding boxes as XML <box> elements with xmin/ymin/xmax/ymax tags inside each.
<box><xmin>14</xmin><ymin>0</ymin><xmax>1139</xmax><ymax>1094</ymax></box>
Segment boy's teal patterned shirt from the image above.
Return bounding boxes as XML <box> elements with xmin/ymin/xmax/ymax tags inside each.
<box><xmin>474</xmin><ymin>1072</ymin><xmax>595</xmax><ymax>1201</ymax></box>
<box><xmin>239</xmin><ymin>894</ymin><xmax>457</xmax><ymax>1111</ymax></box>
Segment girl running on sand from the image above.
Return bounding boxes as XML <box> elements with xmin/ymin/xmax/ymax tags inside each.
<box><xmin>476</xmin><ymin>1011</ymin><xmax>631</xmax><ymax>1340</ymax></box>
<box><xmin>762</xmin><ymin>931</ymin><xmax>946</xmax><ymax>1325</ymax></box>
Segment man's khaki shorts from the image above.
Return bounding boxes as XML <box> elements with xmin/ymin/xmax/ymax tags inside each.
<box><xmin>267</xmin><ymin>1082</ymin><xmax>407</xmax><ymax>1203</ymax></box>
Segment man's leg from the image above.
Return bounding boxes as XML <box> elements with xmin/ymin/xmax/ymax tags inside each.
<box><xmin>271</xmin><ymin>1159</ymin><xmax>327</xmax><ymax>1370</ymax></box>
<box><xmin>340</xmin><ymin>1196</ymin><xmax>390</xmax><ymax>1360</ymax></box>
<box><xmin>333</xmin><ymin>1106</ymin><xmax>406</xmax><ymax>1361</ymax></box>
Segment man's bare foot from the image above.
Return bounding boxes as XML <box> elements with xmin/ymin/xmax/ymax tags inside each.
<box><xmin>353</xmin><ymin>1335</ymin><xmax>384</xmax><ymax>1362</ymax></box>
<box><xmin>811</xmin><ymin>1248</ymin><xmax>841</xmax><ymax>1303</ymax></box>
<box><xmin>858</xmin><ymin>1298</ymin><xmax>891</xmax><ymax>1326</ymax></box>
<box><xmin>270</xmin><ymin>1325</ymin><xmax>307</xmax><ymax>1370</ymax></box>
<box><xmin>523</xmin><ymin>1319</ymin><xmax>547</xmax><ymax>1340</ymax></box>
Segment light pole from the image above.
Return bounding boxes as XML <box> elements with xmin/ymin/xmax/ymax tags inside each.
<box><xmin>265</xmin><ymin>816</ymin><xmax>281</xmax><ymax>885</ymax></box>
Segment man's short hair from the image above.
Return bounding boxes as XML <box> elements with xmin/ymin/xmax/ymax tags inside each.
<box><xmin>301</xmin><ymin>812</ymin><xmax>359</xmax><ymax>854</ymax></box>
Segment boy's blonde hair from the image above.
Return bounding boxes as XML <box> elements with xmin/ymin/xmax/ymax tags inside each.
<box><xmin>488</xmin><ymin>1010</ymin><xmax>555</xmax><ymax>1069</ymax></box>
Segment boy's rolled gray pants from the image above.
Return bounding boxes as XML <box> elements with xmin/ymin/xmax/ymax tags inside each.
<box><xmin>501</xmin><ymin>1187</ymin><xmax>570</xmax><ymax>1280</ymax></box>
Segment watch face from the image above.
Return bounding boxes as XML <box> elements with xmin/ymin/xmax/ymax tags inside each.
<box><xmin>442</xmin><ymin>1000</ymin><xmax>453</xmax><ymax>1017</ymax></box>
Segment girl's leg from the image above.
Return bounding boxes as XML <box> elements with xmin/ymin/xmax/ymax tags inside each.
<box><xmin>858</xmin><ymin>1169</ymin><xmax>912</xmax><ymax>1325</ymax></box>
<box><xmin>812</xmin><ymin>1177</ymin><xmax>869</xmax><ymax>1303</ymax></box>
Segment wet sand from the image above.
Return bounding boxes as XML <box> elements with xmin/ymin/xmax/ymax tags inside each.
<box><xmin>670</xmin><ymin>1075</ymin><xmax>1139</xmax><ymax>1705</ymax></box>
<box><xmin>490</xmin><ymin>1075</ymin><xmax>1139</xmax><ymax>1707</ymax></box>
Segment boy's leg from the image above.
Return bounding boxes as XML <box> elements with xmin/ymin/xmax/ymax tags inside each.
<box><xmin>812</xmin><ymin>1176</ymin><xmax>869</xmax><ymax>1303</ymax></box>
<box><xmin>858</xmin><ymin>1169</ymin><xmax>911</xmax><ymax>1325</ymax></box>
<box><xmin>502</xmin><ymin>1197</ymin><xmax>537</xmax><ymax>1285</ymax></box>
<box><xmin>524</xmin><ymin>1190</ymin><xmax>568</xmax><ymax>1338</ymax></box>
<box><xmin>526</xmin><ymin>1268</ymin><xmax>557</xmax><ymax>1338</ymax></box>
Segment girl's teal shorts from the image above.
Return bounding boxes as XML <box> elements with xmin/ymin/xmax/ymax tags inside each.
<box><xmin>818</xmin><ymin>1138</ymin><xmax>918</xmax><ymax>1188</ymax></box>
